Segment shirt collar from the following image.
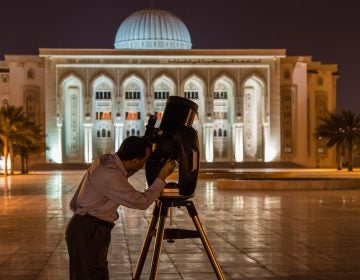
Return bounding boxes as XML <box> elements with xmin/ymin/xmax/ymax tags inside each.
<box><xmin>114</xmin><ymin>153</ymin><xmax>128</xmax><ymax>178</ymax></box>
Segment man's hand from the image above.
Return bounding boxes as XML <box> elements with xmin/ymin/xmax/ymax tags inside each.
<box><xmin>158</xmin><ymin>160</ymin><xmax>176</xmax><ymax>181</ymax></box>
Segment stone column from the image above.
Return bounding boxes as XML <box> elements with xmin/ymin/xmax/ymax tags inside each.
<box><xmin>263</xmin><ymin>122</ymin><xmax>271</xmax><ymax>161</ymax></box>
<box><xmin>232</xmin><ymin>123</ymin><xmax>243</xmax><ymax>162</ymax></box>
<box><xmin>56</xmin><ymin>117</ymin><xmax>63</xmax><ymax>163</ymax></box>
<box><xmin>203</xmin><ymin>122</ymin><xmax>214</xmax><ymax>162</ymax></box>
<box><xmin>114</xmin><ymin>119</ymin><xmax>124</xmax><ymax>152</ymax></box>
<box><xmin>83</xmin><ymin>119</ymin><xmax>93</xmax><ymax>163</ymax></box>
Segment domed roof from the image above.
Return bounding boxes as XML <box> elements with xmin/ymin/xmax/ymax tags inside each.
<box><xmin>114</xmin><ymin>8</ymin><xmax>192</xmax><ymax>50</ymax></box>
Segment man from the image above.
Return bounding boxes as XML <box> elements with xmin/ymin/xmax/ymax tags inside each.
<box><xmin>65</xmin><ymin>136</ymin><xmax>176</xmax><ymax>280</ymax></box>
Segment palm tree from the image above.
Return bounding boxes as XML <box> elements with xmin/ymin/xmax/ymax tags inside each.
<box><xmin>0</xmin><ymin>105</ymin><xmax>33</xmax><ymax>175</ymax></box>
<box><xmin>315</xmin><ymin>110</ymin><xmax>360</xmax><ymax>171</ymax></box>
<box><xmin>15</xmin><ymin>121</ymin><xmax>44</xmax><ymax>174</ymax></box>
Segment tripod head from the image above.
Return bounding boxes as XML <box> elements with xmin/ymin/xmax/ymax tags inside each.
<box><xmin>144</xmin><ymin>96</ymin><xmax>200</xmax><ymax>196</ymax></box>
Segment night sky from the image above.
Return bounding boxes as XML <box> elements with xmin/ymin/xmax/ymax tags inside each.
<box><xmin>1</xmin><ymin>0</ymin><xmax>359</xmax><ymax>112</ymax></box>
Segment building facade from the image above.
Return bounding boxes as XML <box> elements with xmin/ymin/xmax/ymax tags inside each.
<box><xmin>0</xmin><ymin>8</ymin><xmax>339</xmax><ymax>167</ymax></box>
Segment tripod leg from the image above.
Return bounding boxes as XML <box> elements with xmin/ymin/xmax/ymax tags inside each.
<box><xmin>133</xmin><ymin>201</ymin><xmax>161</xmax><ymax>280</ymax></box>
<box><xmin>186</xmin><ymin>202</ymin><xmax>225</xmax><ymax>280</ymax></box>
<box><xmin>149</xmin><ymin>202</ymin><xmax>169</xmax><ymax>280</ymax></box>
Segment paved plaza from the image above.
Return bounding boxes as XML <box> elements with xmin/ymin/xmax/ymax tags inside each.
<box><xmin>1</xmin><ymin>171</ymin><xmax>360</xmax><ymax>280</ymax></box>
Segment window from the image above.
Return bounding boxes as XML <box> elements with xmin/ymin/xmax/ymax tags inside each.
<box><xmin>125</xmin><ymin>112</ymin><xmax>141</xmax><ymax>120</ymax></box>
<box><xmin>214</xmin><ymin>91</ymin><xmax>227</xmax><ymax>99</ymax></box>
<box><xmin>125</xmin><ymin>91</ymin><xmax>141</xmax><ymax>99</ymax></box>
<box><xmin>27</xmin><ymin>69</ymin><xmax>35</xmax><ymax>80</ymax></box>
<box><xmin>284</xmin><ymin>69</ymin><xmax>291</xmax><ymax>79</ymax></box>
<box><xmin>214</xmin><ymin>112</ymin><xmax>228</xmax><ymax>119</ymax></box>
<box><xmin>214</xmin><ymin>128</ymin><xmax>227</xmax><ymax>138</ymax></box>
<box><xmin>1</xmin><ymin>75</ymin><xmax>8</xmax><ymax>83</ymax></box>
<box><xmin>95</xmin><ymin>91</ymin><xmax>112</xmax><ymax>99</ymax></box>
<box><xmin>318</xmin><ymin>77</ymin><xmax>324</xmax><ymax>86</ymax></box>
<box><xmin>154</xmin><ymin>91</ymin><xmax>169</xmax><ymax>99</ymax></box>
<box><xmin>185</xmin><ymin>91</ymin><xmax>199</xmax><ymax>99</ymax></box>
<box><xmin>96</xmin><ymin>112</ymin><xmax>112</xmax><ymax>120</ymax></box>
<box><xmin>97</xmin><ymin>129</ymin><xmax>111</xmax><ymax>138</ymax></box>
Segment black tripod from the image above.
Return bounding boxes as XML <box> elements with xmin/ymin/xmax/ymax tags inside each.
<box><xmin>132</xmin><ymin>195</ymin><xmax>225</xmax><ymax>280</ymax></box>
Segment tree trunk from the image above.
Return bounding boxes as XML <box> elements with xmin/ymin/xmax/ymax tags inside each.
<box><xmin>3</xmin><ymin>138</ymin><xmax>8</xmax><ymax>176</ymax></box>
<box><xmin>25</xmin><ymin>155</ymin><xmax>29</xmax><ymax>174</ymax></box>
<box><xmin>336</xmin><ymin>144</ymin><xmax>343</xmax><ymax>170</ymax></box>
<box><xmin>9</xmin><ymin>141</ymin><xmax>15</xmax><ymax>175</ymax></box>
<box><xmin>21</xmin><ymin>154</ymin><xmax>25</xmax><ymax>174</ymax></box>
<box><xmin>348</xmin><ymin>139</ymin><xmax>353</xmax><ymax>172</ymax></box>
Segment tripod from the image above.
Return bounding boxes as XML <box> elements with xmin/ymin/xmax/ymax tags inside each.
<box><xmin>132</xmin><ymin>195</ymin><xmax>225</xmax><ymax>280</ymax></box>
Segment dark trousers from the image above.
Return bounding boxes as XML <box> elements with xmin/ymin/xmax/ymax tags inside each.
<box><xmin>65</xmin><ymin>214</ymin><xmax>113</xmax><ymax>280</ymax></box>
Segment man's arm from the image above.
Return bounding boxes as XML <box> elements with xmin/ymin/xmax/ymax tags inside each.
<box><xmin>96</xmin><ymin>160</ymin><xmax>176</xmax><ymax>210</ymax></box>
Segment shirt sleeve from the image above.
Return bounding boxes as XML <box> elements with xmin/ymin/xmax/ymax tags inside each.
<box><xmin>91</xmin><ymin>166</ymin><xmax>166</xmax><ymax>210</ymax></box>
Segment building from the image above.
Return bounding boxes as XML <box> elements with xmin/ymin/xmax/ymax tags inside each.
<box><xmin>0</xmin><ymin>8</ymin><xmax>339</xmax><ymax>168</ymax></box>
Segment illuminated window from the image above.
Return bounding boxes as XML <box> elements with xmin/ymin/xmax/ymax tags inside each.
<box><xmin>96</xmin><ymin>111</ymin><xmax>112</xmax><ymax>120</ymax></box>
<box><xmin>125</xmin><ymin>112</ymin><xmax>141</xmax><ymax>120</ymax></box>
<box><xmin>214</xmin><ymin>112</ymin><xmax>228</xmax><ymax>119</ymax></box>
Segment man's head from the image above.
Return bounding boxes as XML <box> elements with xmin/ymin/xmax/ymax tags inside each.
<box><xmin>116</xmin><ymin>136</ymin><xmax>151</xmax><ymax>176</ymax></box>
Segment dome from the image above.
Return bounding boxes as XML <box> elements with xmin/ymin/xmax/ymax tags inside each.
<box><xmin>114</xmin><ymin>8</ymin><xmax>192</xmax><ymax>50</ymax></box>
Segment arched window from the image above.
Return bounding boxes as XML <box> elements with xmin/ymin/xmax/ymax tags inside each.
<box><xmin>137</xmin><ymin>130</ymin><xmax>140</xmax><ymax>136</ymax></box>
<box><xmin>126</xmin><ymin>130</ymin><xmax>130</xmax><ymax>137</ymax></box>
<box><xmin>284</xmin><ymin>69</ymin><xmax>291</xmax><ymax>80</ymax></box>
<box><xmin>213</xmin><ymin>130</ymin><xmax>217</xmax><ymax>137</ymax></box>
<box><xmin>218</xmin><ymin>129</ymin><xmax>222</xmax><ymax>137</ymax></box>
<box><xmin>102</xmin><ymin>129</ymin><xmax>106</xmax><ymax>137</ymax></box>
<box><xmin>97</xmin><ymin>130</ymin><xmax>100</xmax><ymax>137</ymax></box>
<box><xmin>1</xmin><ymin>75</ymin><xmax>8</xmax><ymax>83</ymax></box>
<box><xmin>224</xmin><ymin>130</ymin><xmax>227</xmax><ymax>137</ymax></box>
<box><xmin>107</xmin><ymin>130</ymin><xmax>111</xmax><ymax>137</ymax></box>
<box><xmin>131</xmin><ymin>128</ymin><xmax>135</xmax><ymax>136</ymax></box>
<box><xmin>27</xmin><ymin>68</ymin><xmax>35</xmax><ymax>80</ymax></box>
<box><xmin>318</xmin><ymin>77</ymin><xmax>324</xmax><ymax>86</ymax></box>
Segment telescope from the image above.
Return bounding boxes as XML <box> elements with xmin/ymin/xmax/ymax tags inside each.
<box><xmin>143</xmin><ymin>96</ymin><xmax>199</xmax><ymax>196</ymax></box>
<box><xmin>135</xmin><ymin>96</ymin><xmax>225</xmax><ymax>280</ymax></box>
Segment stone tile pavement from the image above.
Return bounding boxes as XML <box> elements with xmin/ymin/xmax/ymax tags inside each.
<box><xmin>1</xmin><ymin>171</ymin><xmax>360</xmax><ymax>279</ymax></box>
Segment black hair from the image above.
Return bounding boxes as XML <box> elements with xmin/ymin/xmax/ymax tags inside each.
<box><xmin>116</xmin><ymin>136</ymin><xmax>150</xmax><ymax>161</ymax></box>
